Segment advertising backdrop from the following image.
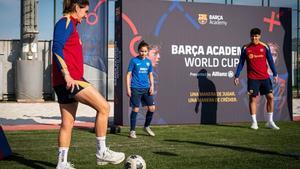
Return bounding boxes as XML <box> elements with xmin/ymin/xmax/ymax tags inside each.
<box><xmin>78</xmin><ymin>0</ymin><xmax>108</xmax><ymax>72</ymax></box>
<box><xmin>115</xmin><ymin>0</ymin><xmax>292</xmax><ymax>125</ymax></box>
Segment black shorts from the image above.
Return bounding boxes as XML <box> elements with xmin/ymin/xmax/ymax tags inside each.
<box><xmin>130</xmin><ymin>88</ymin><xmax>155</xmax><ymax>108</ymax></box>
<box><xmin>247</xmin><ymin>78</ymin><xmax>273</xmax><ymax>96</ymax></box>
<box><xmin>53</xmin><ymin>79</ymin><xmax>91</xmax><ymax>104</ymax></box>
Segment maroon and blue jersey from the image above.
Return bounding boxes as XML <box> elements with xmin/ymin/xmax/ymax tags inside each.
<box><xmin>235</xmin><ymin>42</ymin><xmax>277</xmax><ymax>80</ymax></box>
<box><xmin>52</xmin><ymin>15</ymin><xmax>84</xmax><ymax>87</ymax></box>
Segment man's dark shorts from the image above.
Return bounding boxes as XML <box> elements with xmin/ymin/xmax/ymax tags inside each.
<box><xmin>130</xmin><ymin>88</ymin><xmax>155</xmax><ymax>108</ymax></box>
<box><xmin>53</xmin><ymin>79</ymin><xmax>91</xmax><ymax>104</ymax></box>
<box><xmin>248</xmin><ymin>78</ymin><xmax>273</xmax><ymax>96</ymax></box>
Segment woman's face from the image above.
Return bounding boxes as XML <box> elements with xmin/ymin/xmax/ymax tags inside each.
<box><xmin>139</xmin><ymin>46</ymin><xmax>149</xmax><ymax>58</ymax></box>
<box><xmin>76</xmin><ymin>5</ymin><xmax>89</xmax><ymax>23</ymax></box>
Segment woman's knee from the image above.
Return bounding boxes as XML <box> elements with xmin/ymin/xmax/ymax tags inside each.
<box><xmin>133</xmin><ymin>107</ymin><xmax>139</xmax><ymax>112</ymax></box>
<box><xmin>61</xmin><ymin>120</ymin><xmax>75</xmax><ymax>130</ymax></box>
<box><xmin>97</xmin><ymin>101</ymin><xmax>110</xmax><ymax>115</ymax></box>
<box><xmin>148</xmin><ymin>106</ymin><xmax>155</xmax><ymax>112</ymax></box>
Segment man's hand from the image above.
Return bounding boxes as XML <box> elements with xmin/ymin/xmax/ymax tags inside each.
<box><xmin>273</xmin><ymin>76</ymin><xmax>278</xmax><ymax>84</ymax></box>
<box><xmin>234</xmin><ymin>78</ymin><xmax>240</xmax><ymax>86</ymax></box>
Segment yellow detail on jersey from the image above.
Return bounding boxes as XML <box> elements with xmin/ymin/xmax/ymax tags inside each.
<box><xmin>63</xmin><ymin>15</ymin><xmax>71</xmax><ymax>29</ymax></box>
<box><xmin>75</xmin><ymin>80</ymin><xmax>91</xmax><ymax>88</ymax></box>
<box><xmin>54</xmin><ymin>53</ymin><xmax>68</xmax><ymax>70</ymax></box>
<box><xmin>242</xmin><ymin>43</ymin><xmax>251</xmax><ymax>50</ymax></box>
<box><xmin>259</xmin><ymin>41</ymin><xmax>270</xmax><ymax>50</ymax></box>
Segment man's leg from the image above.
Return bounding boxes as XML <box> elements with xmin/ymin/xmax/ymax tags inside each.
<box><xmin>265</xmin><ymin>93</ymin><xmax>280</xmax><ymax>130</ymax></box>
<box><xmin>249</xmin><ymin>96</ymin><xmax>258</xmax><ymax>130</ymax></box>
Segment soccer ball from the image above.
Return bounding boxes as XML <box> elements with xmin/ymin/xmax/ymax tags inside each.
<box><xmin>124</xmin><ymin>155</ymin><xmax>146</xmax><ymax>169</ymax></box>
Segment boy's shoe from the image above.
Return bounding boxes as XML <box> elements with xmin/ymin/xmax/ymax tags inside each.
<box><xmin>250</xmin><ymin>122</ymin><xmax>258</xmax><ymax>130</ymax></box>
<box><xmin>143</xmin><ymin>127</ymin><xmax>155</xmax><ymax>136</ymax></box>
<box><xmin>96</xmin><ymin>148</ymin><xmax>125</xmax><ymax>165</ymax></box>
<box><xmin>265</xmin><ymin>121</ymin><xmax>280</xmax><ymax>130</ymax></box>
<box><xmin>56</xmin><ymin>162</ymin><xmax>75</xmax><ymax>169</ymax></box>
<box><xmin>129</xmin><ymin>130</ymin><xmax>137</xmax><ymax>138</ymax></box>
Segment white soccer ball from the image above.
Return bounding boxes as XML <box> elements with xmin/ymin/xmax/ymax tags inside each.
<box><xmin>124</xmin><ymin>155</ymin><xmax>146</xmax><ymax>169</ymax></box>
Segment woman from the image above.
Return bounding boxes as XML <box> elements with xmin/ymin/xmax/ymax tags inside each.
<box><xmin>52</xmin><ymin>0</ymin><xmax>124</xmax><ymax>168</ymax></box>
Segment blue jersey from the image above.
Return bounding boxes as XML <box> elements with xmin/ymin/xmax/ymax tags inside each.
<box><xmin>128</xmin><ymin>56</ymin><xmax>153</xmax><ymax>88</ymax></box>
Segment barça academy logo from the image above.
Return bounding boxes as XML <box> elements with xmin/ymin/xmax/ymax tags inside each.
<box><xmin>198</xmin><ymin>13</ymin><xmax>228</xmax><ymax>26</ymax></box>
<box><xmin>198</xmin><ymin>14</ymin><xmax>208</xmax><ymax>25</ymax></box>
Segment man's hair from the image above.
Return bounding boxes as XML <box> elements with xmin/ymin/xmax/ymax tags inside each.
<box><xmin>250</xmin><ymin>28</ymin><xmax>261</xmax><ymax>36</ymax></box>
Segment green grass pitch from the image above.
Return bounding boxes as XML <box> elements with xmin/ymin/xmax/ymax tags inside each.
<box><xmin>1</xmin><ymin>122</ymin><xmax>300</xmax><ymax>169</ymax></box>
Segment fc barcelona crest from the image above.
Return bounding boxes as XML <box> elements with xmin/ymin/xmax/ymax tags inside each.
<box><xmin>198</xmin><ymin>14</ymin><xmax>208</xmax><ymax>25</ymax></box>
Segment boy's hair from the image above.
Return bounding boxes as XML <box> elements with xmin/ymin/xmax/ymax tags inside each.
<box><xmin>250</xmin><ymin>28</ymin><xmax>261</xmax><ymax>36</ymax></box>
<box><xmin>138</xmin><ymin>40</ymin><xmax>149</xmax><ymax>51</ymax></box>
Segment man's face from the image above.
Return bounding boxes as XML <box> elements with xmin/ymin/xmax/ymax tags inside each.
<box><xmin>251</xmin><ymin>34</ymin><xmax>261</xmax><ymax>45</ymax></box>
<box><xmin>148</xmin><ymin>46</ymin><xmax>160</xmax><ymax>67</ymax></box>
<box><xmin>269</xmin><ymin>45</ymin><xmax>278</xmax><ymax>64</ymax></box>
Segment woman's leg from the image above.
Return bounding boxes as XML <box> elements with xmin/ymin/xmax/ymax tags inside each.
<box><xmin>74</xmin><ymin>85</ymin><xmax>125</xmax><ymax>165</ymax></box>
<box><xmin>59</xmin><ymin>102</ymin><xmax>78</xmax><ymax>147</ymax></box>
<box><xmin>75</xmin><ymin>86</ymin><xmax>109</xmax><ymax>137</ymax></box>
<box><xmin>57</xmin><ymin>102</ymin><xmax>78</xmax><ymax>167</ymax></box>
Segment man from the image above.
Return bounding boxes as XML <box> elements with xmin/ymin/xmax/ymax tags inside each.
<box><xmin>234</xmin><ymin>28</ymin><xmax>280</xmax><ymax>130</ymax></box>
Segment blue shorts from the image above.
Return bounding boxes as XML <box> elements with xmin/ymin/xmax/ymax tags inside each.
<box><xmin>53</xmin><ymin>79</ymin><xmax>91</xmax><ymax>104</ymax></box>
<box><xmin>130</xmin><ymin>88</ymin><xmax>155</xmax><ymax>108</ymax></box>
<box><xmin>247</xmin><ymin>78</ymin><xmax>273</xmax><ymax>96</ymax></box>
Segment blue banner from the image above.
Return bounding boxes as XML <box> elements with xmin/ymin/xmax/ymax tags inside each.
<box><xmin>78</xmin><ymin>0</ymin><xmax>108</xmax><ymax>72</ymax></box>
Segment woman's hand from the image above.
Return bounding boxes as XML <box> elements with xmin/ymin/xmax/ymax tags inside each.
<box><xmin>149</xmin><ymin>85</ymin><xmax>154</xmax><ymax>95</ymax></box>
<box><xmin>64</xmin><ymin>74</ymin><xmax>79</xmax><ymax>93</ymax></box>
<box><xmin>127</xmin><ymin>88</ymin><xmax>131</xmax><ymax>97</ymax></box>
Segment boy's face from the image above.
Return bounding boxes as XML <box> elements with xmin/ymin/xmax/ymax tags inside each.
<box><xmin>139</xmin><ymin>46</ymin><xmax>149</xmax><ymax>58</ymax></box>
<box><xmin>251</xmin><ymin>34</ymin><xmax>261</xmax><ymax>45</ymax></box>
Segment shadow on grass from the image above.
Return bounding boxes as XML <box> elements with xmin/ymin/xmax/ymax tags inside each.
<box><xmin>215</xmin><ymin>124</ymin><xmax>249</xmax><ymax>129</ymax></box>
<box><xmin>4</xmin><ymin>153</ymin><xmax>56</xmax><ymax>169</ymax></box>
<box><xmin>153</xmin><ymin>151</ymin><xmax>178</xmax><ymax>156</ymax></box>
<box><xmin>165</xmin><ymin>139</ymin><xmax>299</xmax><ymax>159</ymax></box>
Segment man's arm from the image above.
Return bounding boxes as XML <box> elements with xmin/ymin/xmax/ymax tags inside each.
<box><xmin>266</xmin><ymin>46</ymin><xmax>278</xmax><ymax>77</ymax></box>
<box><xmin>235</xmin><ymin>46</ymin><xmax>246</xmax><ymax>78</ymax></box>
<box><xmin>234</xmin><ymin>46</ymin><xmax>246</xmax><ymax>85</ymax></box>
<box><xmin>266</xmin><ymin>46</ymin><xmax>278</xmax><ymax>83</ymax></box>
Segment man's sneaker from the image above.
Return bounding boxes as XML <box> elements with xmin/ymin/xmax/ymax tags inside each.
<box><xmin>129</xmin><ymin>130</ymin><xmax>137</xmax><ymax>138</ymax></box>
<box><xmin>56</xmin><ymin>162</ymin><xmax>75</xmax><ymax>169</ymax></box>
<box><xmin>265</xmin><ymin>121</ymin><xmax>280</xmax><ymax>130</ymax></box>
<box><xmin>143</xmin><ymin>127</ymin><xmax>155</xmax><ymax>136</ymax></box>
<box><xmin>96</xmin><ymin>148</ymin><xmax>125</xmax><ymax>165</ymax></box>
<box><xmin>250</xmin><ymin>122</ymin><xmax>258</xmax><ymax>130</ymax></box>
